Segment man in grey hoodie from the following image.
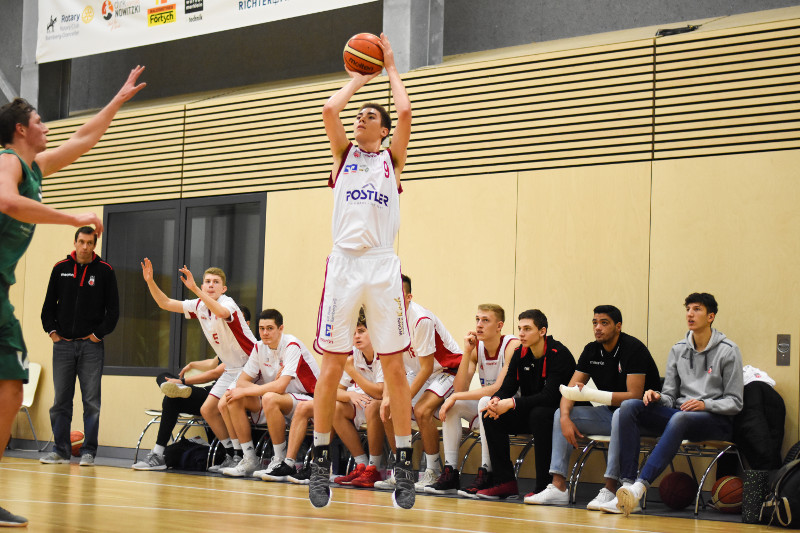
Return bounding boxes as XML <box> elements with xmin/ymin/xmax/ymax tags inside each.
<box><xmin>601</xmin><ymin>292</ymin><xmax>744</xmax><ymax>516</ymax></box>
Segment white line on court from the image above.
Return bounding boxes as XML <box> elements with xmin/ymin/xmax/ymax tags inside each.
<box><xmin>0</xmin><ymin>463</ymin><xmax>674</xmax><ymax>533</ymax></box>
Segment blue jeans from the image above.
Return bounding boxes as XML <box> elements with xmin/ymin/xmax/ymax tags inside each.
<box><xmin>617</xmin><ymin>399</ymin><xmax>733</xmax><ymax>484</ymax></box>
<box><xmin>549</xmin><ymin>406</ymin><xmax>621</xmax><ymax>481</ymax></box>
<box><xmin>50</xmin><ymin>339</ymin><xmax>104</xmax><ymax>457</ymax></box>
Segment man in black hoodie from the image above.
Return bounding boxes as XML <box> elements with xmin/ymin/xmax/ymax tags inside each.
<box><xmin>40</xmin><ymin>226</ymin><xmax>119</xmax><ymax>466</ymax></box>
<box><xmin>476</xmin><ymin>309</ymin><xmax>575</xmax><ymax>500</ymax></box>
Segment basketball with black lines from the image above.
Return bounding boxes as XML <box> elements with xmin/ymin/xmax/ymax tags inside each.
<box><xmin>343</xmin><ymin>33</ymin><xmax>384</xmax><ymax>74</ymax></box>
<box><xmin>710</xmin><ymin>475</ymin><xmax>743</xmax><ymax>513</ymax></box>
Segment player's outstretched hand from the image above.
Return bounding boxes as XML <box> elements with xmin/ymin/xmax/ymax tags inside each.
<box><xmin>74</xmin><ymin>212</ymin><xmax>103</xmax><ymax>237</ymax></box>
<box><xmin>178</xmin><ymin>265</ymin><xmax>198</xmax><ymax>291</ymax></box>
<box><xmin>114</xmin><ymin>65</ymin><xmax>147</xmax><ymax>104</ymax></box>
<box><xmin>141</xmin><ymin>257</ymin><xmax>154</xmax><ymax>282</ymax></box>
<box><xmin>378</xmin><ymin>33</ymin><xmax>396</xmax><ymax>71</ymax></box>
<box><xmin>345</xmin><ymin>64</ymin><xmax>381</xmax><ymax>85</ymax></box>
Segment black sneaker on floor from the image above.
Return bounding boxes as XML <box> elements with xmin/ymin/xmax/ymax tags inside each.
<box><xmin>309</xmin><ymin>446</ymin><xmax>332</xmax><ymax>508</ymax></box>
<box><xmin>261</xmin><ymin>460</ymin><xmax>295</xmax><ymax>482</ymax></box>
<box><xmin>392</xmin><ymin>448</ymin><xmax>416</xmax><ymax>510</ymax></box>
<box><xmin>0</xmin><ymin>505</ymin><xmax>27</xmax><ymax>527</ymax></box>
<box><xmin>424</xmin><ymin>464</ymin><xmax>460</xmax><ymax>494</ymax></box>
<box><xmin>288</xmin><ymin>463</ymin><xmax>311</xmax><ymax>485</ymax></box>
<box><xmin>458</xmin><ymin>466</ymin><xmax>493</xmax><ymax>499</ymax></box>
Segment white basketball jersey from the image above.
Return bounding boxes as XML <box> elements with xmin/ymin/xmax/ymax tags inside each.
<box><xmin>274</xmin><ymin>333</ymin><xmax>320</xmax><ymax>395</ymax></box>
<box><xmin>242</xmin><ymin>341</ymin><xmax>281</xmax><ymax>386</ymax></box>
<box><xmin>477</xmin><ymin>334</ymin><xmax>518</xmax><ymax>386</ymax></box>
<box><xmin>182</xmin><ymin>294</ymin><xmax>256</xmax><ymax>368</ymax></box>
<box><xmin>329</xmin><ymin>143</ymin><xmax>400</xmax><ymax>250</ymax></box>
<box><xmin>340</xmin><ymin>346</ymin><xmax>381</xmax><ymax>393</ymax></box>
<box><xmin>404</xmin><ymin>301</ymin><xmax>462</xmax><ymax>375</ymax></box>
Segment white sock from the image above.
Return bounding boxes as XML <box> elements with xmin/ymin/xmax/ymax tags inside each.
<box><xmin>314</xmin><ymin>431</ymin><xmax>331</xmax><ymax>447</ymax></box>
<box><xmin>395</xmin><ymin>435</ymin><xmax>412</xmax><ymax>450</ymax></box>
<box><xmin>152</xmin><ymin>444</ymin><xmax>165</xmax><ymax>456</ymax></box>
<box><xmin>273</xmin><ymin>441</ymin><xmax>287</xmax><ymax>460</ymax></box>
<box><xmin>354</xmin><ymin>454</ymin><xmax>368</xmax><ymax>466</ymax></box>
<box><xmin>284</xmin><ymin>457</ymin><xmax>296</xmax><ymax>467</ymax></box>
<box><xmin>441</xmin><ymin>408</ymin><xmax>461</xmax><ymax>466</ymax></box>
<box><xmin>231</xmin><ymin>439</ymin><xmax>241</xmax><ymax>450</ymax></box>
<box><xmin>242</xmin><ymin>441</ymin><xmax>255</xmax><ymax>461</ymax></box>
<box><xmin>426</xmin><ymin>453</ymin><xmax>442</xmax><ymax>474</ymax></box>
<box><xmin>478</xmin><ymin>412</ymin><xmax>492</xmax><ymax>470</ymax></box>
<box><xmin>220</xmin><ymin>438</ymin><xmax>232</xmax><ymax>449</ymax></box>
<box><xmin>369</xmin><ymin>455</ymin><xmax>383</xmax><ymax>469</ymax></box>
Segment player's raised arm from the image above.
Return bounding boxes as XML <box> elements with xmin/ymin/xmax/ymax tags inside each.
<box><xmin>0</xmin><ymin>155</ymin><xmax>103</xmax><ymax>232</ymax></box>
<box><xmin>380</xmin><ymin>34</ymin><xmax>411</xmax><ymax>179</ymax></box>
<box><xmin>141</xmin><ymin>258</ymin><xmax>183</xmax><ymax>313</ymax></box>
<box><xmin>322</xmin><ymin>69</ymin><xmax>380</xmax><ymax>171</ymax></box>
<box><xmin>36</xmin><ymin>66</ymin><xmax>146</xmax><ymax>177</ymax></box>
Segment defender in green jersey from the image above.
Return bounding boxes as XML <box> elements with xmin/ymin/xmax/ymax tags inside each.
<box><xmin>0</xmin><ymin>66</ymin><xmax>145</xmax><ymax>527</ymax></box>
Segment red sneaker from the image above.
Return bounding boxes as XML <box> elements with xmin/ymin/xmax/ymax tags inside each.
<box><xmin>350</xmin><ymin>465</ymin><xmax>383</xmax><ymax>488</ymax></box>
<box><xmin>334</xmin><ymin>463</ymin><xmax>366</xmax><ymax>485</ymax></box>
<box><xmin>477</xmin><ymin>480</ymin><xmax>519</xmax><ymax>500</ymax></box>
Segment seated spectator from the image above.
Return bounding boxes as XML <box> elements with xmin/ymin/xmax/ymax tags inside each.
<box><xmin>426</xmin><ymin>304</ymin><xmax>519</xmax><ymax>497</ymax></box>
<box><xmin>477</xmin><ymin>309</ymin><xmax>575</xmax><ymax>500</ymax></box>
<box><xmin>604</xmin><ymin>293</ymin><xmax>743</xmax><ymax>516</ymax></box>
<box><xmin>527</xmin><ymin>305</ymin><xmax>660</xmax><ymax>509</ymax></box>
<box><xmin>131</xmin><ymin>307</ymin><xmax>252</xmax><ymax>471</ymax></box>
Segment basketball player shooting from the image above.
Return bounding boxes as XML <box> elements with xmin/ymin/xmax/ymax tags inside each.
<box><xmin>309</xmin><ymin>33</ymin><xmax>416</xmax><ymax>510</ymax></box>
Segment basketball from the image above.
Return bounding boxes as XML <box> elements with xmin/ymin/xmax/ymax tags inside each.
<box><xmin>659</xmin><ymin>471</ymin><xmax>698</xmax><ymax>510</ymax></box>
<box><xmin>711</xmin><ymin>475</ymin><xmax>743</xmax><ymax>513</ymax></box>
<box><xmin>70</xmin><ymin>430</ymin><xmax>85</xmax><ymax>457</ymax></box>
<box><xmin>343</xmin><ymin>33</ymin><xmax>384</xmax><ymax>74</ymax></box>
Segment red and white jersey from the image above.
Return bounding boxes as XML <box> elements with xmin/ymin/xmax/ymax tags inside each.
<box><xmin>182</xmin><ymin>294</ymin><xmax>255</xmax><ymax>368</ymax></box>
<box><xmin>329</xmin><ymin>143</ymin><xmax>401</xmax><ymax>250</ymax></box>
<box><xmin>340</xmin><ymin>346</ymin><xmax>381</xmax><ymax>393</ymax></box>
<box><xmin>477</xmin><ymin>334</ymin><xmax>518</xmax><ymax>387</ymax></box>
<box><xmin>405</xmin><ymin>301</ymin><xmax>462</xmax><ymax>374</ymax></box>
<box><xmin>242</xmin><ymin>341</ymin><xmax>281</xmax><ymax>386</ymax></box>
<box><xmin>263</xmin><ymin>333</ymin><xmax>320</xmax><ymax>395</ymax></box>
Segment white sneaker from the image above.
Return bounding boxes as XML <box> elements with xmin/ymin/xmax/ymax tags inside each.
<box><xmin>599</xmin><ymin>496</ymin><xmax>623</xmax><ymax>514</ymax></box>
<box><xmin>222</xmin><ymin>456</ymin><xmax>259</xmax><ymax>477</ymax></box>
<box><xmin>414</xmin><ymin>468</ymin><xmax>437</xmax><ymax>493</ymax></box>
<box><xmin>587</xmin><ymin>487</ymin><xmax>616</xmax><ymax>510</ymax></box>
<box><xmin>616</xmin><ymin>482</ymin><xmax>645</xmax><ymax>517</ymax></box>
<box><xmin>524</xmin><ymin>483</ymin><xmax>569</xmax><ymax>505</ymax></box>
<box><xmin>374</xmin><ymin>473</ymin><xmax>397</xmax><ymax>490</ymax></box>
<box><xmin>208</xmin><ymin>454</ymin><xmax>240</xmax><ymax>473</ymax></box>
<box><xmin>132</xmin><ymin>452</ymin><xmax>167</xmax><ymax>471</ymax></box>
<box><xmin>160</xmin><ymin>381</ymin><xmax>192</xmax><ymax>398</ymax></box>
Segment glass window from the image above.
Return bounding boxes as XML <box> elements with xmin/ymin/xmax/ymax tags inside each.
<box><xmin>102</xmin><ymin>194</ymin><xmax>265</xmax><ymax>375</ymax></box>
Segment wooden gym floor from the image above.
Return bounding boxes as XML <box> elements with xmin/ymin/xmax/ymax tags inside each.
<box><xmin>0</xmin><ymin>456</ymin><xmax>770</xmax><ymax>532</ymax></box>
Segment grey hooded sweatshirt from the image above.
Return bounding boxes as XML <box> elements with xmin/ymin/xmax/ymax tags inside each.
<box><xmin>658</xmin><ymin>329</ymin><xmax>744</xmax><ymax>416</ymax></box>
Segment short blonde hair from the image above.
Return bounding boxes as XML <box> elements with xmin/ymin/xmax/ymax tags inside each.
<box><xmin>203</xmin><ymin>267</ymin><xmax>226</xmax><ymax>286</ymax></box>
<box><xmin>477</xmin><ymin>303</ymin><xmax>505</xmax><ymax>323</ymax></box>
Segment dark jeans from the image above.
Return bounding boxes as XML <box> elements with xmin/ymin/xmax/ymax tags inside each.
<box><xmin>155</xmin><ymin>372</ymin><xmax>211</xmax><ymax>447</ymax></box>
<box><xmin>50</xmin><ymin>339</ymin><xmax>104</xmax><ymax>457</ymax></box>
<box><xmin>481</xmin><ymin>404</ymin><xmax>557</xmax><ymax>492</ymax></box>
<box><xmin>617</xmin><ymin>399</ymin><xmax>733</xmax><ymax>484</ymax></box>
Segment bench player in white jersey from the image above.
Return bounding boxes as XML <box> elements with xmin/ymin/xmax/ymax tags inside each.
<box><xmin>141</xmin><ymin>261</ymin><xmax>256</xmax><ymax>469</ymax></box>
<box><xmin>425</xmin><ymin>304</ymin><xmax>520</xmax><ymax>496</ymax></box>
<box><xmin>377</xmin><ymin>274</ymin><xmax>462</xmax><ymax>492</ymax></box>
<box><xmin>215</xmin><ymin>309</ymin><xmax>316</xmax><ymax>477</ymax></box>
<box><xmin>311</xmin><ymin>33</ymin><xmax>415</xmax><ymax>510</ymax></box>
<box><xmin>331</xmin><ymin>309</ymin><xmax>388</xmax><ymax>488</ymax></box>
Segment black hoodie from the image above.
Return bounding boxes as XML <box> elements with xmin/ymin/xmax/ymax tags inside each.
<box><xmin>41</xmin><ymin>251</ymin><xmax>119</xmax><ymax>339</ymax></box>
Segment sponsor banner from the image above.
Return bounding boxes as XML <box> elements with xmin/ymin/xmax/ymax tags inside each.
<box><xmin>37</xmin><ymin>0</ymin><xmax>376</xmax><ymax>63</ymax></box>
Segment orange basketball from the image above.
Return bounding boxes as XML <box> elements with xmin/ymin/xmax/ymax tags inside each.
<box><xmin>70</xmin><ymin>430</ymin><xmax>85</xmax><ymax>457</ymax></box>
<box><xmin>711</xmin><ymin>475</ymin><xmax>743</xmax><ymax>513</ymax></box>
<box><xmin>343</xmin><ymin>33</ymin><xmax>384</xmax><ymax>74</ymax></box>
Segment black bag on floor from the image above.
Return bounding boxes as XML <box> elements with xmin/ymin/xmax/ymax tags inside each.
<box><xmin>760</xmin><ymin>458</ymin><xmax>800</xmax><ymax>528</ymax></box>
<box><xmin>164</xmin><ymin>437</ymin><xmax>212</xmax><ymax>471</ymax></box>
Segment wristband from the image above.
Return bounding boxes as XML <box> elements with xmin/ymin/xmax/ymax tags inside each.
<box><xmin>181</xmin><ymin>377</ymin><xmax>186</xmax><ymax>385</ymax></box>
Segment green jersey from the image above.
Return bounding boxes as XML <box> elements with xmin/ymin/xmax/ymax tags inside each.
<box><xmin>0</xmin><ymin>149</ymin><xmax>42</xmax><ymax>286</ymax></box>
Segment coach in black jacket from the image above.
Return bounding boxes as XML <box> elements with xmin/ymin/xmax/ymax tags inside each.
<box><xmin>40</xmin><ymin>227</ymin><xmax>119</xmax><ymax>465</ymax></box>
<box><xmin>475</xmin><ymin>309</ymin><xmax>575</xmax><ymax>500</ymax></box>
